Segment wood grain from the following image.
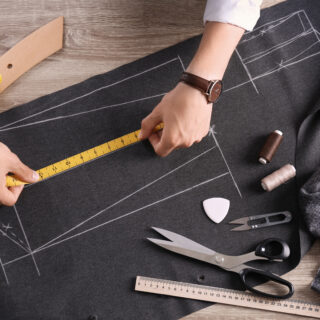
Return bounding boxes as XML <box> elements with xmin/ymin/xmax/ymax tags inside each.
<box><xmin>0</xmin><ymin>0</ymin><xmax>319</xmax><ymax>319</ymax></box>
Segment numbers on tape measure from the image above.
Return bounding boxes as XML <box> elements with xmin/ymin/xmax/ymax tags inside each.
<box><xmin>5</xmin><ymin>125</ymin><xmax>164</xmax><ymax>187</ymax></box>
<box><xmin>38</xmin><ymin>171</ymin><xmax>44</xmax><ymax>179</ymax></box>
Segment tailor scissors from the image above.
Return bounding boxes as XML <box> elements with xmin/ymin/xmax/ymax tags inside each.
<box><xmin>148</xmin><ymin>227</ymin><xmax>294</xmax><ymax>299</ymax></box>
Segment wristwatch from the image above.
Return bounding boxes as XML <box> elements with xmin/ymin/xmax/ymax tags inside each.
<box><xmin>179</xmin><ymin>71</ymin><xmax>223</xmax><ymax>104</ymax></box>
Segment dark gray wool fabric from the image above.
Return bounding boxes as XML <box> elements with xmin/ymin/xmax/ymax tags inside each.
<box><xmin>297</xmin><ymin>104</ymin><xmax>320</xmax><ymax>293</ymax></box>
<box><xmin>300</xmin><ymin>168</ymin><xmax>320</xmax><ymax>239</ymax></box>
<box><xmin>312</xmin><ymin>268</ymin><xmax>320</xmax><ymax>293</ymax></box>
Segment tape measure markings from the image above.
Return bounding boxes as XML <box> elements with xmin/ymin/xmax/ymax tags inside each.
<box><xmin>6</xmin><ymin>125</ymin><xmax>162</xmax><ymax>187</ymax></box>
<box><xmin>135</xmin><ymin>276</ymin><xmax>320</xmax><ymax>318</ymax></box>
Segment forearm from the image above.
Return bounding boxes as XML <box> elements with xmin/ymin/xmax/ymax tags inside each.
<box><xmin>187</xmin><ymin>21</ymin><xmax>244</xmax><ymax>80</ymax></box>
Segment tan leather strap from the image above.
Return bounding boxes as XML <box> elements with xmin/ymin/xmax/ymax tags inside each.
<box><xmin>180</xmin><ymin>71</ymin><xmax>223</xmax><ymax>104</ymax></box>
<box><xmin>0</xmin><ymin>17</ymin><xmax>64</xmax><ymax>93</ymax></box>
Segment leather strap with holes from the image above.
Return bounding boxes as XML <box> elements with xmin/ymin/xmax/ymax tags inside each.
<box><xmin>0</xmin><ymin>17</ymin><xmax>63</xmax><ymax>93</ymax></box>
<box><xmin>179</xmin><ymin>71</ymin><xmax>223</xmax><ymax>104</ymax></box>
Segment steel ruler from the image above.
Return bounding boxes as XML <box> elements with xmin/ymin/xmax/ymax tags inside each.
<box><xmin>135</xmin><ymin>276</ymin><xmax>320</xmax><ymax>318</ymax></box>
<box><xmin>6</xmin><ymin>123</ymin><xmax>164</xmax><ymax>187</ymax></box>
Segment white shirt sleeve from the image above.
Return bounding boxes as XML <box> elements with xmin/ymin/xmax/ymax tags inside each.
<box><xmin>203</xmin><ymin>0</ymin><xmax>262</xmax><ymax>31</ymax></box>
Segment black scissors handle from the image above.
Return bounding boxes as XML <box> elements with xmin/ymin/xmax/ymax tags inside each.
<box><xmin>239</xmin><ymin>268</ymin><xmax>294</xmax><ymax>299</ymax></box>
<box><xmin>255</xmin><ymin>238</ymin><xmax>290</xmax><ymax>260</ymax></box>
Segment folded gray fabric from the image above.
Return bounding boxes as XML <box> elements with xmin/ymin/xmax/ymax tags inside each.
<box><xmin>299</xmin><ymin>168</ymin><xmax>320</xmax><ymax>238</ymax></box>
<box><xmin>312</xmin><ymin>267</ymin><xmax>320</xmax><ymax>293</ymax></box>
<box><xmin>299</xmin><ymin>168</ymin><xmax>320</xmax><ymax>293</ymax></box>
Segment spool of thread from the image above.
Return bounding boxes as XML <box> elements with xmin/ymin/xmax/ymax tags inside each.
<box><xmin>258</xmin><ymin>130</ymin><xmax>283</xmax><ymax>164</ymax></box>
<box><xmin>261</xmin><ymin>164</ymin><xmax>296</xmax><ymax>192</ymax></box>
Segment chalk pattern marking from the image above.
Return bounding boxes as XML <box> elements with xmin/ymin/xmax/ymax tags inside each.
<box><xmin>0</xmin><ymin>56</ymin><xmax>238</xmax><ymax>284</ymax></box>
<box><xmin>0</xmin><ymin>9</ymin><xmax>319</xmax><ymax>284</ymax></box>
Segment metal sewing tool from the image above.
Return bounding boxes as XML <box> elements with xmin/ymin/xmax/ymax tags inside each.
<box><xmin>148</xmin><ymin>227</ymin><xmax>294</xmax><ymax>299</ymax></box>
<box><xmin>229</xmin><ymin>211</ymin><xmax>292</xmax><ymax>231</ymax></box>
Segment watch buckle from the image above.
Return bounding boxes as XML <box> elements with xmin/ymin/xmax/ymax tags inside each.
<box><xmin>205</xmin><ymin>80</ymin><xmax>219</xmax><ymax>103</ymax></box>
<box><xmin>205</xmin><ymin>80</ymin><xmax>218</xmax><ymax>96</ymax></box>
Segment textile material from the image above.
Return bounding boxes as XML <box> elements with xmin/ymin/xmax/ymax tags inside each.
<box><xmin>0</xmin><ymin>1</ymin><xmax>319</xmax><ymax>319</ymax></box>
<box><xmin>297</xmin><ymin>100</ymin><xmax>320</xmax><ymax>292</ymax></box>
<box><xmin>204</xmin><ymin>0</ymin><xmax>262</xmax><ymax>31</ymax></box>
<box><xmin>312</xmin><ymin>267</ymin><xmax>320</xmax><ymax>293</ymax></box>
<box><xmin>299</xmin><ymin>166</ymin><xmax>320</xmax><ymax>238</ymax></box>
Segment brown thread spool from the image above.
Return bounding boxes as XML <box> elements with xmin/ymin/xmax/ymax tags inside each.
<box><xmin>258</xmin><ymin>130</ymin><xmax>283</xmax><ymax>164</ymax></box>
<box><xmin>261</xmin><ymin>164</ymin><xmax>296</xmax><ymax>192</ymax></box>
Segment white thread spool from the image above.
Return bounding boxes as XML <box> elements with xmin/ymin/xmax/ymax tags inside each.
<box><xmin>261</xmin><ymin>164</ymin><xmax>296</xmax><ymax>192</ymax></box>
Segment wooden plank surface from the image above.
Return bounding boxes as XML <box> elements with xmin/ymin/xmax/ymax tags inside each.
<box><xmin>0</xmin><ymin>0</ymin><xmax>319</xmax><ymax>319</ymax></box>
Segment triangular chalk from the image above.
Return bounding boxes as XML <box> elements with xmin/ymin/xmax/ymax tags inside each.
<box><xmin>203</xmin><ymin>198</ymin><xmax>230</xmax><ymax>224</ymax></box>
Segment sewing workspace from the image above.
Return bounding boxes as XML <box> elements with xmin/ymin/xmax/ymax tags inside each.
<box><xmin>0</xmin><ymin>0</ymin><xmax>320</xmax><ymax>319</ymax></box>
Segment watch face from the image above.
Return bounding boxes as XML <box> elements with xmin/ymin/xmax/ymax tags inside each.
<box><xmin>209</xmin><ymin>81</ymin><xmax>223</xmax><ymax>103</ymax></box>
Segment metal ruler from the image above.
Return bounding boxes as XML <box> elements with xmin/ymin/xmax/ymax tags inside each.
<box><xmin>135</xmin><ymin>276</ymin><xmax>320</xmax><ymax>318</ymax></box>
<box><xmin>6</xmin><ymin>123</ymin><xmax>164</xmax><ymax>187</ymax></box>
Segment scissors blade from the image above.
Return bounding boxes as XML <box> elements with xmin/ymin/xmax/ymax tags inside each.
<box><xmin>228</xmin><ymin>217</ymin><xmax>249</xmax><ymax>225</ymax></box>
<box><xmin>151</xmin><ymin>227</ymin><xmax>216</xmax><ymax>255</ymax></box>
<box><xmin>148</xmin><ymin>237</ymin><xmax>215</xmax><ymax>265</ymax></box>
<box><xmin>230</xmin><ymin>224</ymin><xmax>251</xmax><ymax>231</ymax></box>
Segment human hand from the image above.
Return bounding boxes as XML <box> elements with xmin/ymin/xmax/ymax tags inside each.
<box><xmin>0</xmin><ymin>142</ymin><xmax>39</xmax><ymax>206</ymax></box>
<box><xmin>139</xmin><ymin>82</ymin><xmax>212</xmax><ymax>157</ymax></box>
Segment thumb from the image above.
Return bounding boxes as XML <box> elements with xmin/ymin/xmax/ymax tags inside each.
<box><xmin>139</xmin><ymin>110</ymin><xmax>161</xmax><ymax>140</ymax></box>
<box><xmin>10</xmin><ymin>155</ymin><xmax>39</xmax><ymax>184</ymax></box>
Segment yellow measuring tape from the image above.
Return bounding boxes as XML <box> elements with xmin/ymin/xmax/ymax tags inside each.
<box><xmin>6</xmin><ymin>123</ymin><xmax>164</xmax><ymax>187</ymax></box>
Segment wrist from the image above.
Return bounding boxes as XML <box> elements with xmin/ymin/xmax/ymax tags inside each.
<box><xmin>186</xmin><ymin>65</ymin><xmax>222</xmax><ymax>82</ymax></box>
<box><xmin>176</xmin><ymin>82</ymin><xmax>209</xmax><ymax>105</ymax></box>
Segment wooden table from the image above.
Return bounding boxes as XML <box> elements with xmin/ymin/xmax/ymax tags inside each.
<box><xmin>0</xmin><ymin>0</ymin><xmax>319</xmax><ymax>318</ymax></box>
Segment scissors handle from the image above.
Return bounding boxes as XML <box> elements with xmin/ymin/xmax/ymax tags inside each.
<box><xmin>239</xmin><ymin>268</ymin><xmax>294</xmax><ymax>299</ymax></box>
<box><xmin>255</xmin><ymin>238</ymin><xmax>290</xmax><ymax>260</ymax></box>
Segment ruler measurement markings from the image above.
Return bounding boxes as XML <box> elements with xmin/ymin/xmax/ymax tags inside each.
<box><xmin>108</xmin><ymin>140</ymin><xmax>117</xmax><ymax>151</ymax></box>
<box><xmin>74</xmin><ymin>153</ymin><xmax>84</xmax><ymax>165</ymax></box>
<box><xmin>114</xmin><ymin>138</ymin><xmax>122</xmax><ymax>149</ymax></box>
<box><xmin>100</xmin><ymin>143</ymin><xmax>110</xmax><ymax>155</ymax></box>
<box><xmin>135</xmin><ymin>276</ymin><xmax>320</xmax><ymax>318</ymax></box>
<box><xmin>87</xmin><ymin>148</ymin><xmax>96</xmax><ymax>160</ymax></box>
<box><xmin>6</xmin><ymin>124</ymin><xmax>163</xmax><ymax>187</ymax></box>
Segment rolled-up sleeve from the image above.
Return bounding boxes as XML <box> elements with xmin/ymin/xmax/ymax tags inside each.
<box><xmin>203</xmin><ymin>0</ymin><xmax>262</xmax><ymax>31</ymax></box>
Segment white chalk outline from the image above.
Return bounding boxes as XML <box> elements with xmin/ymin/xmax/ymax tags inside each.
<box><xmin>225</xmin><ymin>50</ymin><xmax>320</xmax><ymax>93</ymax></box>
<box><xmin>209</xmin><ymin>126</ymin><xmax>242</xmax><ymax>198</ymax></box>
<box><xmin>2</xmin><ymin>14</ymin><xmax>319</xmax><ymax>132</ymax></box>
<box><xmin>297</xmin><ymin>11</ymin><xmax>306</xmax><ymax>32</ymax></box>
<box><xmin>0</xmin><ymin>51</ymin><xmax>241</xmax><ymax>273</ymax></box>
<box><xmin>0</xmin><ymin>57</ymin><xmax>179</xmax><ymax>130</ymax></box>
<box><xmin>240</xmin><ymin>10</ymin><xmax>306</xmax><ymax>43</ymax></box>
<box><xmin>0</xmin><ymin>229</ymin><xmax>29</xmax><ymax>253</ymax></box>
<box><xmin>2</xmin><ymin>8</ymin><xmax>319</xmax><ymax>282</ymax></box>
<box><xmin>3</xmin><ymin>172</ymin><xmax>229</xmax><ymax>266</ymax></box>
<box><xmin>177</xmin><ymin>55</ymin><xmax>186</xmax><ymax>71</ymax></box>
<box><xmin>243</xmin><ymin>29</ymin><xmax>314</xmax><ymax>64</ymax></box>
<box><xmin>0</xmin><ymin>258</ymin><xmax>9</xmax><ymax>285</ymax></box>
<box><xmin>13</xmin><ymin>206</ymin><xmax>40</xmax><ymax>276</ymax></box>
<box><xmin>233</xmin><ymin>10</ymin><xmax>320</xmax><ymax>88</ymax></box>
<box><xmin>235</xmin><ymin>49</ymin><xmax>259</xmax><ymax>94</ymax></box>
<box><xmin>0</xmin><ymin>93</ymin><xmax>167</xmax><ymax>133</ymax></box>
<box><xmin>36</xmin><ymin>146</ymin><xmax>217</xmax><ymax>251</ymax></box>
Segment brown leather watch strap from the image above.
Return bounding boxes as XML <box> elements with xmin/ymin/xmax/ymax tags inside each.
<box><xmin>180</xmin><ymin>71</ymin><xmax>222</xmax><ymax>104</ymax></box>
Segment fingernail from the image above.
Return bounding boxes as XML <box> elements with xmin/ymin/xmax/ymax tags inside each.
<box><xmin>138</xmin><ymin>131</ymin><xmax>143</xmax><ymax>139</ymax></box>
<box><xmin>33</xmin><ymin>171</ymin><xmax>39</xmax><ymax>181</ymax></box>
